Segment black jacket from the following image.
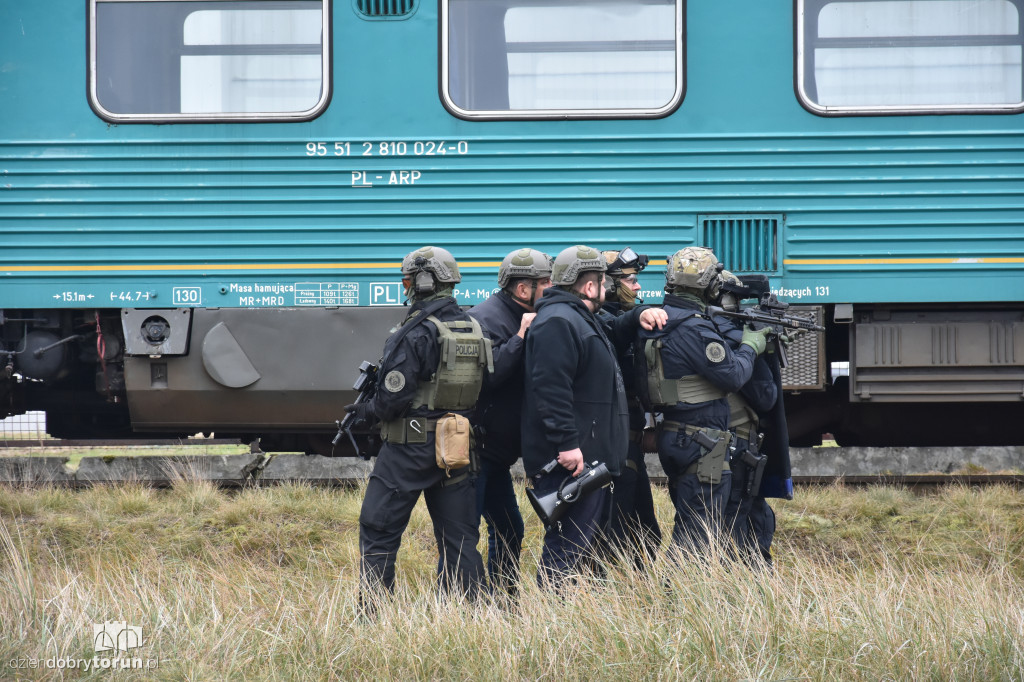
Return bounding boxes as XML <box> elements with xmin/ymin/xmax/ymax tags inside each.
<box><xmin>521</xmin><ymin>288</ymin><xmax>645</xmax><ymax>477</ymax></box>
<box><xmin>469</xmin><ymin>291</ymin><xmax>529</xmax><ymax>467</ymax></box>
<box><xmin>598</xmin><ymin>302</ymin><xmax>648</xmax><ymax>433</ymax></box>
<box><xmin>638</xmin><ymin>294</ymin><xmax>758</xmax><ymax>431</ymax></box>
<box><xmin>717</xmin><ymin>316</ymin><xmax>779</xmax><ymax>414</ymax></box>
<box><xmin>717</xmin><ymin>314</ymin><xmax>791</xmax><ymax>499</ymax></box>
<box><xmin>367</xmin><ymin>297</ymin><xmax>478</xmax><ymax>491</ymax></box>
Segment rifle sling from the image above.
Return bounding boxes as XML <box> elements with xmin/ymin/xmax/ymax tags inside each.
<box><xmin>378</xmin><ymin>298</ymin><xmax>453</xmax><ymax>369</ymax></box>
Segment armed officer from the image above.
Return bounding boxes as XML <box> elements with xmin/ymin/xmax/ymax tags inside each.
<box><xmin>469</xmin><ymin>248</ymin><xmax>552</xmax><ymax>596</ymax></box>
<box><xmin>346</xmin><ymin>246</ymin><xmax>490</xmax><ymax>605</ymax></box>
<box><xmin>522</xmin><ymin>245</ymin><xmax>667</xmax><ymax>588</ymax></box>
<box><xmin>597</xmin><ymin>247</ymin><xmax>662</xmax><ymax>567</ymax></box>
<box><xmin>713</xmin><ymin>272</ymin><xmax>780</xmax><ymax>564</ymax></box>
<box><xmin>637</xmin><ymin>246</ymin><xmax>771</xmax><ymax>555</ymax></box>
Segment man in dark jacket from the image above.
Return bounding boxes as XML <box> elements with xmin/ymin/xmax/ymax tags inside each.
<box><xmin>597</xmin><ymin>247</ymin><xmax>662</xmax><ymax>568</ymax></box>
<box><xmin>522</xmin><ymin>245</ymin><xmax>666</xmax><ymax>587</ymax></box>
<box><xmin>637</xmin><ymin>247</ymin><xmax>770</xmax><ymax>555</ymax></box>
<box><xmin>469</xmin><ymin>247</ymin><xmax>552</xmax><ymax>596</ymax></box>
<box><xmin>346</xmin><ymin>246</ymin><xmax>488</xmax><ymax>607</ymax></box>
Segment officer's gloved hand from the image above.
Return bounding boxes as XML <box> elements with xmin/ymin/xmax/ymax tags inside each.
<box><xmin>779</xmin><ymin>328</ymin><xmax>806</xmax><ymax>347</ymax></box>
<box><xmin>741</xmin><ymin>325</ymin><xmax>772</xmax><ymax>355</ymax></box>
<box><xmin>343</xmin><ymin>403</ymin><xmax>374</xmax><ymax>427</ymax></box>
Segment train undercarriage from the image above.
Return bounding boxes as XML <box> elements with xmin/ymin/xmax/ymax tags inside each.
<box><xmin>2</xmin><ymin>304</ymin><xmax>1023</xmax><ymax>450</ymax></box>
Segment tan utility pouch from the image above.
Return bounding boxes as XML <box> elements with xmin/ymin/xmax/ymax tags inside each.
<box><xmin>435</xmin><ymin>413</ymin><xmax>472</xmax><ymax>476</ymax></box>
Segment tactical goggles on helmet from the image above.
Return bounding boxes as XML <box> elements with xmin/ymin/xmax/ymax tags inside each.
<box><xmin>608</xmin><ymin>247</ymin><xmax>649</xmax><ymax>275</ymax></box>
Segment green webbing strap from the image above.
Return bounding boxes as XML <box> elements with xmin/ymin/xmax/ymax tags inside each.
<box><xmin>675</xmin><ymin>375</ymin><xmax>728</xmax><ymax>404</ymax></box>
<box><xmin>645</xmin><ymin>339</ymin><xmax>727</xmax><ymax>406</ymax></box>
<box><xmin>380</xmin><ymin>417</ymin><xmax>437</xmax><ymax>444</ymax></box>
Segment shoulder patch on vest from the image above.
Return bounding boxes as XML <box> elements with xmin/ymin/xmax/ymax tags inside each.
<box><xmin>705</xmin><ymin>341</ymin><xmax>726</xmax><ymax>363</ymax></box>
<box><xmin>384</xmin><ymin>370</ymin><xmax>407</xmax><ymax>392</ymax></box>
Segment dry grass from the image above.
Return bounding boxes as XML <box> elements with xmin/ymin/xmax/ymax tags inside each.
<box><xmin>1</xmin><ymin>478</ymin><xmax>1023</xmax><ymax>680</ymax></box>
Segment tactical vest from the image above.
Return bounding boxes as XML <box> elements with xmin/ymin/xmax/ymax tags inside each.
<box><xmin>412</xmin><ymin>315</ymin><xmax>494</xmax><ymax>411</ymax></box>
<box><xmin>642</xmin><ymin>336</ymin><xmax>727</xmax><ymax>408</ymax></box>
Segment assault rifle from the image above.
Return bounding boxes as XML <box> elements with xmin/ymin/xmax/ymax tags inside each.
<box><xmin>708</xmin><ymin>291</ymin><xmax>825</xmax><ymax>368</ymax></box>
<box><xmin>332</xmin><ymin>360</ymin><xmax>379</xmax><ymax>459</ymax></box>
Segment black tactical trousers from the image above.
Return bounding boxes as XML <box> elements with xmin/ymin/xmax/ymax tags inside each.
<box><xmin>533</xmin><ymin>467</ymin><xmax>612</xmax><ymax>590</ymax></box>
<box><xmin>604</xmin><ymin>442</ymin><xmax>662</xmax><ymax>568</ymax></box>
<box><xmin>724</xmin><ymin>436</ymin><xmax>760</xmax><ymax>563</ymax></box>
<box><xmin>359</xmin><ymin>473</ymin><xmax>484</xmax><ymax>602</ymax></box>
<box><xmin>476</xmin><ymin>457</ymin><xmax>525</xmax><ymax>595</ymax></box>
<box><xmin>658</xmin><ymin>428</ymin><xmax>732</xmax><ymax>556</ymax></box>
<box><xmin>746</xmin><ymin>496</ymin><xmax>776</xmax><ymax>567</ymax></box>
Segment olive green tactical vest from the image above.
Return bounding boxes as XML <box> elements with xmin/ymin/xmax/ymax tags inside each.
<box><xmin>412</xmin><ymin>315</ymin><xmax>493</xmax><ymax>411</ymax></box>
<box><xmin>643</xmin><ymin>337</ymin><xmax>727</xmax><ymax>408</ymax></box>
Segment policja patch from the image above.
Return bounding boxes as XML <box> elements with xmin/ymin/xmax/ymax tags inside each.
<box><xmin>384</xmin><ymin>370</ymin><xmax>407</xmax><ymax>392</ymax></box>
<box><xmin>705</xmin><ymin>341</ymin><xmax>726</xmax><ymax>363</ymax></box>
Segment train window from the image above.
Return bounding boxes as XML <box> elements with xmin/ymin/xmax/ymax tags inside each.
<box><xmin>798</xmin><ymin>0</ymin><xmax>1024</xmax><ymax>114</ymax></box>
<box><xmin>89</xmin><ymin>0</ymin><xmax>329</xmax><ymax>122</ymax></box>
<box><xmin>441</xmin><ymin>0</ymin><xmax>684</xmax><ymax>119</ymax></box>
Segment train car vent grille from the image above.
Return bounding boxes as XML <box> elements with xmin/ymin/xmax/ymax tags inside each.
<box><xmin>780</xmin><ymin>306</ymin><xmax>826</xmax><ymax>391</ymax></box>
<box><xmin>699</xmin><ymin>214</ymin><xmax>780</xmax><ymax>273</ymax></box>
<box><xmin>355</xmin><ymin>0</ymin><xmax>415</xmax><ymax>17</ymax></box>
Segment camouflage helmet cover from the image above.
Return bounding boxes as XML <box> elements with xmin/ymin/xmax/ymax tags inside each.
<box><xmin>665</xmin><ymin>246</ymin><xmax>722</xmax><ymax>290</ymax></box>
<box><xmin>401</xmin><ymin>246</ymin><xmax>461</xmax><ymax>284</ymax></box>
<box><xmin>550</xmin><ymin>245</ymin><xmax>607</xmax><ymax>286</ymax></box>
<box><xmin>602</xmin><ymin>251</ymin><xmax>621</xmax><ymax>295</ymax></box>
<box><xmin>498</xmin><ymin>248</ymin><xmax>553</xmax><ymax>288</ymax></box>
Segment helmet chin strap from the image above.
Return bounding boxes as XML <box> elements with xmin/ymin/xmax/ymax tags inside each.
<box><xmin>405</xmin><ymin>281</ymin><xmax>452</xmax><ymax>304</ymax></box>
<box><xmin>563</xmin><ymin>272</ymin><xmax>603</xmax><ymax>309</ymax></box>
<box><xmin>508</xmin><ymin>280</ymin><xmax>537</xmax><ymax>308</ymax></box>
<box><xmin>570</xmin><ymin>286</ymin><xmax>602</xmax><ymax>309</ymax></box>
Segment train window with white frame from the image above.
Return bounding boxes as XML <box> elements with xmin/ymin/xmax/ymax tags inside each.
<box><xmin>89</xmin><ymin>0</ymin><xmax>329</xmax><ymax>122</ymax></box>
<box><xmin>798</xmin><ymin>0</ymin><xmax>1024</xmax><ymax>114</ymax></box>
<box><xmin>442</xmin><ymin>0</ymin><xmax>684</xmax><ymax>119</ymax></box>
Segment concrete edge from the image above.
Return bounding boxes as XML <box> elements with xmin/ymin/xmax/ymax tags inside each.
<box><xmin>0</xmin><ymin>446</ymin><xmax>1022</xmax><ymax>486</ymax></box>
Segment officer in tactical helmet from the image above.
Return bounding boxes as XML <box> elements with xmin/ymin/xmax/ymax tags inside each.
<box><xmin>596</xmin><ymin>247</ymin><xmax>662</xmax><ymax>568</ymax></box>
<box><xmin>714</xmin><ymin>271</ymin><xmax>793</xmax><ymax>568</ymax></box>
<box><xmin>346</xmin><ymin>246</ymin><xmax>489</xmax><ymax>607</ymax></box>
<box><xmin>712</xmin><ymin>271</ymin><xmax>781</xmax><ymax>566</ymax></box>
<box><xmin>522</xmin><ymin>245</ymin><xmax>667</xmax><ymax>588</ymax></box>
<box><xmin>602</xmin><ymin>247</ymin><xmax>648</xmax><ymax>312</ymax></box>
<box><xmin>636</xmin><ymin>246</ymin><xmax>771</xmax><ymax>555</ymax></box>
<box><xmin>468</xmin><ymin>248</ymin><xmax>552</xmax><ymax>597</ymax></box>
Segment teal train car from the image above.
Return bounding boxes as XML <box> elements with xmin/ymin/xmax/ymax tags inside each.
<box><xmin>2</xmin><ymin>0</ymin><xmax>1023</xmax><ymax>450</ymax></box>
